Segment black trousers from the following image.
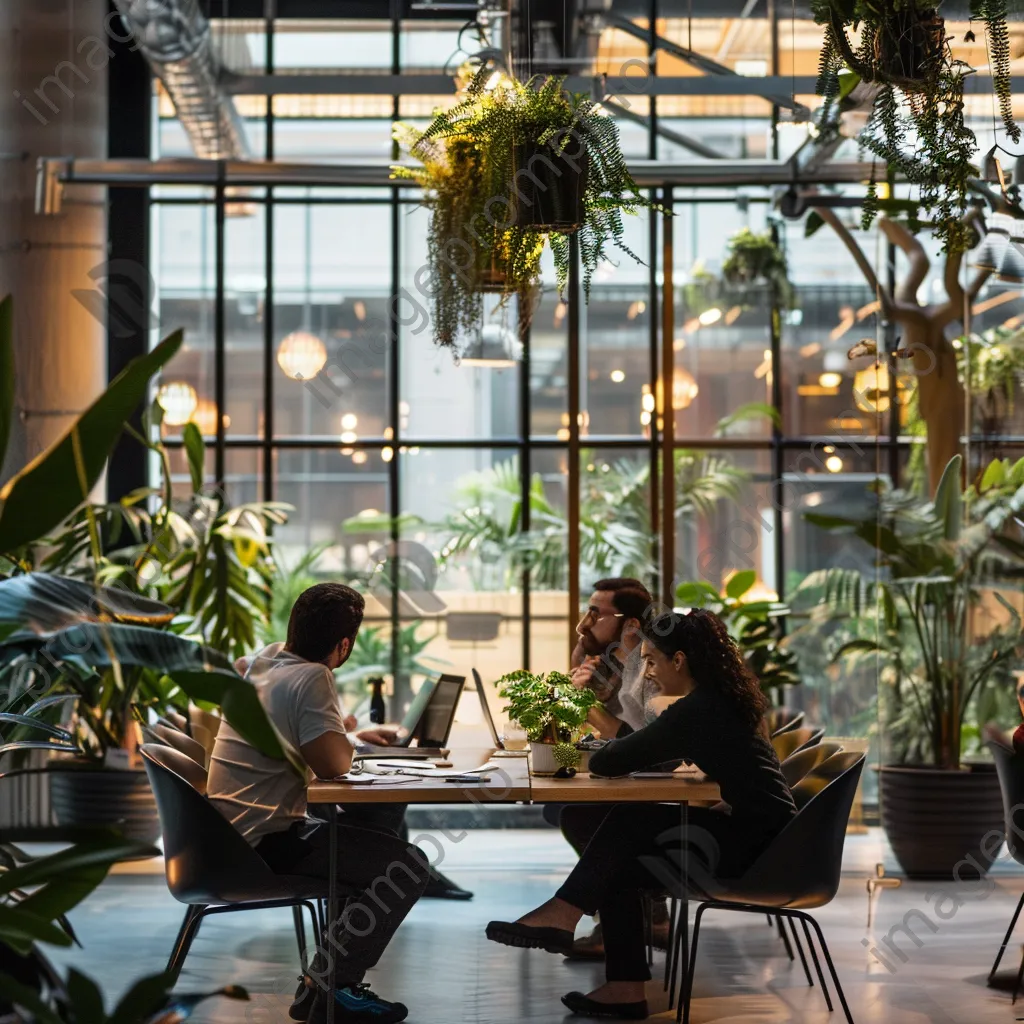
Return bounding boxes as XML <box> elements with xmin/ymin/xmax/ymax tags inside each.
<box><xmin>256</xmin><ymin>807</ymin><xmax>430</xmax><ymax>988</ymax></box>
<box><xmin>555</xmin><ymin>804</ymin><xmax>751</xmax><ymax>983</ymax></box>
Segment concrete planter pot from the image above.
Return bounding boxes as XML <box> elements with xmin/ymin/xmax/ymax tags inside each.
<box><xmin>50</xmin><ymin>763</ymin><xmax>161</xmax><ymax>843</ymax></box>
<box><xmin>877</xmin><ymin>763</ymin><xmax>1005</xmax><ymax>879</ymax></box>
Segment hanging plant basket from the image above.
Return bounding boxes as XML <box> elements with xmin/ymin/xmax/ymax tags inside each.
<box><xmin>478</xmin><ymin>254</ymin><xmax>509</xmax><ymax>293</ymax></box>
<box><xmin>873</xmin><ymin>5</ymin><xmax>945</xmax><ymax>86</ymax></box>
<box><xmin>513</xmin><ymin>142</ymin><xmax>589</xmax><ymax>234</ymax></box>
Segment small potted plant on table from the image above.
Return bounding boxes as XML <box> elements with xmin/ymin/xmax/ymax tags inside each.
<box><xmin>497</xmin><ymin>669</ymin><xmax>599</xmax><ymax>776</ymax></box>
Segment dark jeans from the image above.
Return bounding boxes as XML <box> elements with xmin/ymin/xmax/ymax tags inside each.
<box><xmin>256</xmin><ymin>808</ymin><xmax>430</xmax><ymax>988</ymax></box>
<box><xmin>555</xmin><ymin>804</ymin><xmax>751</xmax><ymax>982</ymax></box>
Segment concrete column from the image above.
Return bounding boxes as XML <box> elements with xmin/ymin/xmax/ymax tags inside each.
<box><xmin>0</xmin><ymin>0</ymin><xmax>108</xmax><ymax>484</ymax></box>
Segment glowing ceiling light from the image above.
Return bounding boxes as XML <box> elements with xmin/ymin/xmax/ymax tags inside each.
<box><xmin>671</xmin><ymin>367</ymin><xmax>699</xmax><ymax>410</ymax></box>
<box><xmin>340</xmin><ymin>430</ymin><xmax>357</xmax><ymax>444</ymax></box>
<box><xmin>698</xmin><ymin>307</ymin><xmax>722</xmax><ymax>326</ymax></box>
<box><xmin>381</xmin><ymin>446</ymin><xmax>394</xmax><ymax>462</ymax></box>
<box><xmin>156</xmin><ymin>382</ymin><xmax>197</xmax><ymax>426</ymax></box>
<box><xmin>641</xmin><ymin>392</ymin><xmax>656</xmax><ymax>413</ymax></box>
<box><xmin>351</xmin><ymin>451</ymin><xmax>368</xmax><ymax>465</ymax></box>
<box><xmin>818</xmin><ymin>372</ymin><xmax>842</xmax><ymax>389</ymax></box>
<box><xmin>341</xmin><ymin>413</ymin><xmax>358</xmax><ymax>430</ymax></box>
<box><xmin>610</xmin><ymin>369</ymin><xmax>626</xmax><ymax>383</ymax></box>
<box><xmin>277</xmin><ymin>331</ymin><xmax>327</xmax><ymax>380</ymax></box>
<box><xmin>825</xmin><ymin>455</ymin><xmax>844</xmax><ymax>473</ymax></box>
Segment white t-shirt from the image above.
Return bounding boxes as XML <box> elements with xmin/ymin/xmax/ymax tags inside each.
<box><xmin>207</xmin><ymin>643</ymin><xmax>347</xmax><ymax>843</ymax></box>
<box><xmin>605</xmin><ymin>645</ymin><xmax>655</xmax><ymax>733</ymax></box>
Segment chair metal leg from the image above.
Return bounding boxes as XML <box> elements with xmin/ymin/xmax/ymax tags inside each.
<box><xmin>801</xmin><ymin>912</ymin><xmax>854</xmax><ymax>1024</ymax></box>
<box><xmin>644</xmin><ymin>894</ymin><xmax>654</xmax><ymax>966</ymax></box>
<box><xmin>776</xmin><ymin>913</ymin><xmax>795</xmax><ymax>960</ymax></box>
<box><xmin>800</xmin><ymin>916</ymin><xmax>833</xmax><ymax>1012</ymax></box>
<box><xmin>787</xmin><ymin>916</ymin><xmax>814</xmax><ymax>987</ymax></box>
<box><xmin>668</xmin><ymin>900</ymin><xmax>685</xmax><ymax>1011</ymax></box>
<box><xmin>680</xmin><ymin>903</ymin><xmax>707</xmax><ymax>1024</ymax></box>
<box><xmin>663</xmin><ymin>897</ymin><xmax>677</xmax><ymax>991</ymax></box>
<box><xmin>293</xmin><ymin>904</ymin><xmax>309</xmax><ymax>971</ymax></box>
<box><xmin>1014</xmin><ymin>947</ymin><xmax>1024</xmax><ymax>1004</ymax></box>
<box><xmin>991</xmin><ymin>891</ymin><xmax>1024</xmax><ymax>981</ymax></box>
<box><xmin>166</xmin><ymin>905</ymin><xmax>206</xmax><ymax>980</ymax></box>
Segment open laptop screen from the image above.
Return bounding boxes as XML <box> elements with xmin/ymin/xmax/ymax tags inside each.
<box><xmin>415</xmin><ymin>674</ymin><xmax>465</xmax><ymax>748</ymax></box>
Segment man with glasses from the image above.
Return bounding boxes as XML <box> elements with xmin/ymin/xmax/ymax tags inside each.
<box><xmin>547</xmin><ymin>578</ymin><xmax>673</xmax><ymax>958</ymax></box>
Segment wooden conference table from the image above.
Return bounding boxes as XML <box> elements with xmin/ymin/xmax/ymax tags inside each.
<box><xmin>308</xmin><ymin>748</ymin><xmax>721</xmax><ymax>1024</ymax></box>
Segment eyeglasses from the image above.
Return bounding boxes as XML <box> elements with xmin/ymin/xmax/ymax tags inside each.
<box><xmin>578</xmin><ymin>607</ymin><xmax>626</xmax><ymax>626</ymax></box>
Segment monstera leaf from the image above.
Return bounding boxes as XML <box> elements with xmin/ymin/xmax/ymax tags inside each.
<box><xmin>0</xmin><ymin>574</ymin><xmax>288</xmax><ymax>763</ymax></box>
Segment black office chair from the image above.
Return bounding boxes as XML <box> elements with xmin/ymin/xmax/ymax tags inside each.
<box><xmin>140</xmin><ymin>743</ymin><xmax>353</xmax><ymax>981</ymax></box>
<box><xmin>781</xmin><ymin>742</ymin><xmax>844</xmax><ymax>791</ymax></box>
<box><xmin>987</xmin><ymin>740</ymin><xmax>1024</xmax><ymax>997</ymax></box>
<box><xmin>143</xmin><ymin>723</ymin><xmax>208</xmax><ymax>767</ymax></box>
<box><xmin>771</xmin><ymin>725</ymin><xmax>825</xmax><ymax>762</ymax></box>
<box><xmin>663</xmin><ymin>752</ymin><xmax>865</xmax><ymax>1024</ymax></box>
<box><xmin>768</xmin><ymin>707</ymin><xmax>806</xmax><ymax>738</ymax></box>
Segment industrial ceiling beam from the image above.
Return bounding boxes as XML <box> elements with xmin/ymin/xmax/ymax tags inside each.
<box><xmin>602</xmin><ymin>98</ymin><xmax>725</xmax><ymax>160</ymax></box>
<box><xmin>220</xmin><ymin>71</ymin><xmax>1019</xmax><ymax>98</ymax></box>
<box><xmin>601</xmin><ymin>11</ymin><xmax>809</xmax><ymax>116</ymax></box>
<box><xmin>36</xmin><ymin>155</ymin><xmax>878</xmax><ymax>212</ymax></box>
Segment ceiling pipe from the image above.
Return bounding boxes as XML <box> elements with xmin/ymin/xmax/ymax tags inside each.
<box><xmin>112</xmin><ymin>0</ymin><xmax>250</xmax><ymax>159</ymax></box>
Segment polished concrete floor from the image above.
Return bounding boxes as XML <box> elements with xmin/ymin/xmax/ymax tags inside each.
<box><xmin>44</xmin><ymin>828</ymin><xmax>1024</xmax><ymax>1023</ymax></box>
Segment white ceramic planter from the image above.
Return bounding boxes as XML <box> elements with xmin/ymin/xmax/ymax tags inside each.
<box><xmin>528</xmin><ymin>741</ymin><xmax>589</xmax><ymax>776</ymax></box>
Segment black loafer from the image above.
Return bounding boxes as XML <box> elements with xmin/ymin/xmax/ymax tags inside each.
<box><xmin>485</xmin><ymin>920</ymin><xmax>575</xmax><ymax>955</ymax></box>
<box><xmin>561</xmin><ymin>991</ymin><xmax>649</xmax><ymax>1019</ymax></box>
<box><xmin>422</xmin><ymin>868</ymin><xmax>474</xmax><ymax>900</ymax></box>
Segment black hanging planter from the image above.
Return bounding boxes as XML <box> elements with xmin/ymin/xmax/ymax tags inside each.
<box><xmin>513</xmin><ymin>142</ymin><xmax>589</xmax><ymax>233</ymax></box>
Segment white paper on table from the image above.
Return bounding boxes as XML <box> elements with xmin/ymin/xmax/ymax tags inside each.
<box><xmin>332</xmin><ymin>773</ymin><xmax>422</xmax><ymax>785</ymax></box>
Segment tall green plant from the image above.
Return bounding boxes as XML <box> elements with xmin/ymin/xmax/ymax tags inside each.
<box><xmin>676</xmin><ymin>570</ymin><xmax>801</xmax><ymax>697</ymax></box>
<box><xmin>792</xmin><ymin>454</ymin><xmax>1024</xmax><ymax>768</ymax></box>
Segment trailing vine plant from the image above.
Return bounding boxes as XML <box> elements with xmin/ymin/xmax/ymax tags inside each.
<box><xmin>812</xmin><ymin>0</ymin><xmax>1019</xmax><ymax>253</ymax></box>
<box><xmin>394</xmin><ymin>64</ymin><xmax>656</xmax><ymax>351</ymax></box>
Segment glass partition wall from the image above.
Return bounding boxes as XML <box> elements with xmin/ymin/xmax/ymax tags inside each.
<box><xmin>144</xmin><ymin>12</ymin><xmax>1024</xmax><ymax>802</ymax></box>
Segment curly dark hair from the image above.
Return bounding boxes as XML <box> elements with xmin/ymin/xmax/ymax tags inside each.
<box><xmin>643</xmin><ymin>608</ymin><xmax>768</xmax><ymax>733</ymax></box>
<box><xmin>287</xmin><ymin>583</ymin><xmax>365</xmax><ymax>662</ymax></box>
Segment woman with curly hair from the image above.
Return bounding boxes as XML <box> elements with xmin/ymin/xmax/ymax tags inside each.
<box><xmin>486</xmin><ymin>609</ymin><xmax>796</xmax><ymax>1020</ymax></box>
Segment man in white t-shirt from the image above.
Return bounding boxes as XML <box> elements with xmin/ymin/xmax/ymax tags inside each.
<box><xmin>208</xmin><ymin>583</ymin><xmax>427</xmax><ymax>1024</ymax></box>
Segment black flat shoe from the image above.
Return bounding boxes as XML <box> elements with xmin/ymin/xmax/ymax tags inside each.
<box><xmin>560</xmin><ymin>991</ymin><xmax>649</xmax><ymax>1020</ymax></box>
<box><xmin>485</xmin><ymin>920</ymin><xmax>575</xmax><ymax>955</ymax></box>
<box><xmin>422</xmin><ymin>867</ymin><xmax>474</xmax><ymax>900</ymax></box>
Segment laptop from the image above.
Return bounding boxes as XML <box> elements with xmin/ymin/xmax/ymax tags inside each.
<box><xmin>472</xmin><ymin>667</ymin><xmax>503</xmax><ymax>750</ymax></box>
<box><xmin>356</xmin><ymin>673</ymin><xmax>465</xmax><ymax>758</ymax></box>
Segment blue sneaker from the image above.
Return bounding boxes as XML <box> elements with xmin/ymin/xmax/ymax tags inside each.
<box><xmin>307</xmin><ymin>984</ymin><xmax>408</xmax><ymax>1024</ymax></box>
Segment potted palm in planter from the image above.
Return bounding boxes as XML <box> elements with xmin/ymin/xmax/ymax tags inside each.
<box><xmin>794</xmin><ymin>454</ymin><xmax>1024</xmax><ymax>877</ymax></box>
<box><xmin>497</xmin><ymin>669</ymin><xmax>599</xmax><ymax>776</ymax></box>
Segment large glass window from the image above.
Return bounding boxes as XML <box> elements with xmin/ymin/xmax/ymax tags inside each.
<box><xmin>145</xmin><ymin>9</ymin><xmax>1023</xmax><ymax>755</ymax></box>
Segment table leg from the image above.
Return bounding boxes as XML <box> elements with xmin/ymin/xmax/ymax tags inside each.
<box><xmin>327</xmin><ymin>802</ymin><xmax>338</xmax><ymax>1024</ymax></box>
<box><xmin>675</xmin><ymin>801</ymin><xmax>689</xmax><ymax>1022</ymax></box>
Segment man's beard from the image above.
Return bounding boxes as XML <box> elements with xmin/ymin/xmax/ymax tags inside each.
<box><xmin>578</xmin><ymin>626</ymin><xmax>625</xmax><ymax>659</ymax></box>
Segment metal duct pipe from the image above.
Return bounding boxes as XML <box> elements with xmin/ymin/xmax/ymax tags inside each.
<box><xmin>112</xmin><ymin>0</ymin><xmax>249</xmax><ymax>160</ymax></box>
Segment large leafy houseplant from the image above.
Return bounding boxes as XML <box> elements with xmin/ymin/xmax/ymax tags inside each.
<box><xmin>675</xmin><ymin>569</ymin><xmax>801</xmax><ymax>699</ymax></box>
<box><xmin>812</xmin><ymin>0</ymin><xmax>1017</xmax><ymax>252</ymax></box>
<box><xmin>794</xmin><ymin>454</ymin><xmax>1024</xmax><ymax>769</ymax></box>
<box><xmin>954</xmin><ymin>324</ymin><xmax>1024</xmax><ymax>436</ymax></box>
<box><xmin>497</xmin><ymin>669</ymin><xmax>598</xmax><ymax>744</ymax></box>
<box><xmin>395</xmin><ymin>65</ymin><xmax>654</xmax><ymax>351</ymax></box>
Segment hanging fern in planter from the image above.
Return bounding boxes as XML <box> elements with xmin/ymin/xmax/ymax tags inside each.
<box><xmin>392</xmin><ymin>122</ymin><xmax>544</xmax><ymax>352</ymax></box>
<box><xmin>721</xmin><ymin>228</ymin><xmax>796</xmax><ymax>310</ymax></box>
<box><xmin>396</xmin><ymin>65</ymin><xmax>656</xmax><ymax>351</ymax></box>
<box><xmin>811</xmin><ymin>0</ymin><xmax>1019</xmax><ymax>254</ymax></box>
